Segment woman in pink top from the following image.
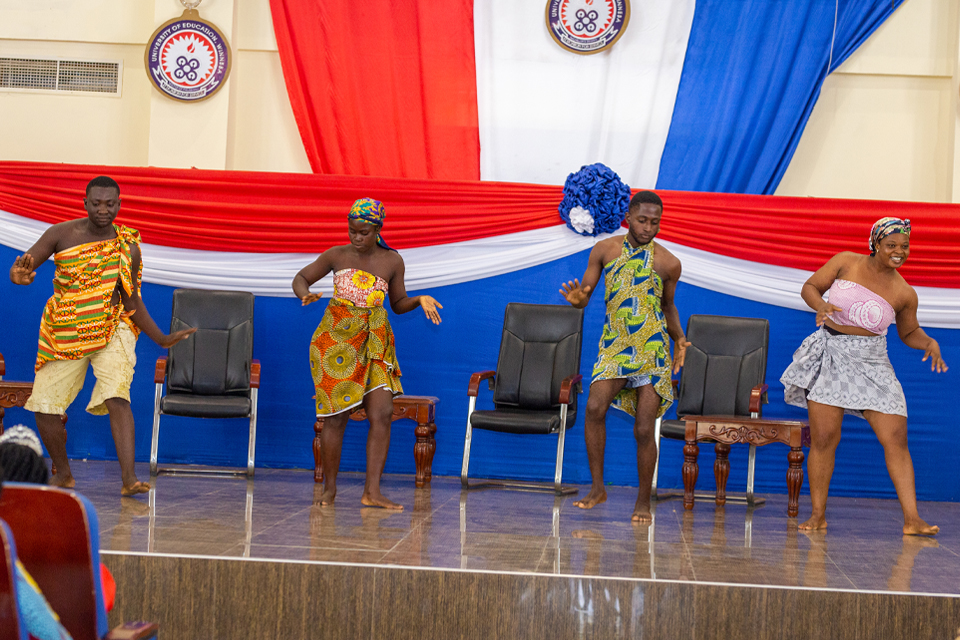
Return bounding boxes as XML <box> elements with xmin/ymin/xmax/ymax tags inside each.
<box><xmin>781</xmin><ymin>217</ymin><xmax>947</xmax><ymax>535</ymax></box>
<box><xmin>292</xmin><ymin>198</ymin><xmax>442</xmax><ymax>510</ymax></box>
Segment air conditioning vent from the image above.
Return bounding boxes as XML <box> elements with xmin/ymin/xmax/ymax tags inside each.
<box><xmin>0</xmin><ymin>57</ymin><xmax>122</xmax><ymax>96</ymax></box>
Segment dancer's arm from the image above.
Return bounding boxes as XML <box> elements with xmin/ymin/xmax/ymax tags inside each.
<box><xmin>560</xmin><ymin>241</ymin><xmax>607</xmax><ymax>308</ymax></box>
<box><xmin>387</xmin><ymin>256</ymin><xmax>442</xmax><ymax>324</ymax></box>
<box><xmin>119</xmin><ymin>244</ymin><xmax>196</xmax><ymax>348</ymax></box>
<box><xmin>896</xmin><ymin>289</ymin><xmax>948</xmax><ymax>372</ymax></box>
<box><xmin>8</xmin><ymin>226</ymin><xmax>61</xmax><ymax>285</ymax></box>
<box><xmin>657</xmin><ymin>247</ymin><xmax>691</xmax><ymax>373</ymax></box>
<box><xmin>801</xmin><ymin>253</ymin><xmax>850</xmax><ymax>324</ymax></box>
<box><xmin>293</xmin><ymin>251</ymin><xmax>335</xmax><ymax>305</ymax></box>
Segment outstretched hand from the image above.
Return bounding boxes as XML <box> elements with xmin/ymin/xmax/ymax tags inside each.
<box><xmin>560</xmin><ymin>279</ymin><xmax>591</xmax><ymax>308</ymax></box>
<box><xmin>922</xmin><ymin>339</ymin><xmax>948</xmax><ymax>373</ymax></box>
<box><xmin>420</xmin><ymin>295</ymin><xmax>443</xmax><ymax>325</ymax></box>
<box><xmin>672</xmin><ymin>337</ymin><xmax>692</xmax><ymax>374</ymax></box>
<box><xmin>816</xmin><ymin>303</ymin><xmax>842</xmax><ymax>326</ymax></box>
<box><xmin>301</xmin><ymin>292</ymin><xmax>324</xmax><ymax>306</ymax></box>
<box><xmin>158</xmin><ymin>327</ymin><xmax>197</xmax><ymax>349</ymax></box>
<box><xmin>9</xmin><ymin>254</ymin><xmax>36</xmax><ymax>285</ymax></box>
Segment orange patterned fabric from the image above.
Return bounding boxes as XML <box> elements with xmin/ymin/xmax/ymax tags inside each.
<box><xmin>35</xmin><ymin>225</ymin><xmax>142</xmax><ymax>371</ymax></box>
<box><xmin>310</xmin><ymin>298</ymin><xmax>402</xmax><ymax>416</ymax></box>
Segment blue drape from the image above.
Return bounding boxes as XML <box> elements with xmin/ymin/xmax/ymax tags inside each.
<box><xmin>657</xmin><ymin>0</ymin><xmax>902</xmax><ymax>194</ymax></box>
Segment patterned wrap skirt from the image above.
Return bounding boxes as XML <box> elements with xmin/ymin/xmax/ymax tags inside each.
<box><xmin>780</xmin><ymin>327</ymin><xmax>907</xmax><ymax>419</ymax></box>
<box><xmin>310</xmin><ymin>299</ymin><xmax>403</xmax><ymax>416</ymax></box>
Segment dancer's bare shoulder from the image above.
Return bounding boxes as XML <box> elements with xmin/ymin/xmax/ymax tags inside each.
<box><xmin>653</xmin><ymin>241</ymin><xmax>681</xmax><ymax>281</ymax></box>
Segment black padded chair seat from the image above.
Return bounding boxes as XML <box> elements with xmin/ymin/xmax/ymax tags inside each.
<box><xmin>659</xmin><ymin>419</ymin><xmax>686</xmax><ymax>441</ymax></box>
<box><xmin>470</xmin><ymin>408</ymin><xmax>578</xmax><ymax>435</ymax></box>
<box><xmin>161</xmin><ymin>394</ymin><xmax>251</xmax><ymax>418</ymax></box>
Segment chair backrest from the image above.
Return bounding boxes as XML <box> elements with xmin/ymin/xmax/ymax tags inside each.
<box><xmin>0</xmin><ymin>520</ymin><xmax>25</xmax><ymax>640</ymax></box>
<box><xmin>677</xmin><ymin>315</ymin><xmax>769</xmax><ymax>418</ymax></box>
<box><xmin>0</xmin><ymin>484</ymin><xmax>107</xmax><ymax>640</ymax></box>
<box><xmin>492</xmin><ymin>303</ymin><xmax>584</xmax><ymax>412</ymax></box>
<box><xmin>167</xmin><ymin>289</ymin><xmax>254</xmax><ymax>397</ymax></box>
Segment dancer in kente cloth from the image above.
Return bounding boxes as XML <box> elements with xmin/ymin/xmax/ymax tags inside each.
<box><xmin>8</xmin><ymin>176</ymin><xmax>195</xmax><ymax>496</ymax></box>
<box><xmin>561</xmin><ymin>190</ymin><xmax>690</xmax><ymax>522</ymax></box>
<box><xmin>781</xmin><ymin>217</ymin><xmax>947</xmax><ymax>535</ymax></box>
<box><xmin>293</xmin><ymin>198</ymin><xmax>442</xmax><ymax>510</ymax></box>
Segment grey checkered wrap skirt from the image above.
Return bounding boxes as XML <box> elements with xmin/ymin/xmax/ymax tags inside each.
<box><xmin>780</xmin><ymin>327</ymin><xmax>907</xmax><ymax>419</ymax></box>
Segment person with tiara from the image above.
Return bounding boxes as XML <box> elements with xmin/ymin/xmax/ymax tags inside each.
<box><xmin>292</xmin><ymin>198</ymin><xmax>442</xmax><ymax>510</ymax></box>
<box><xmin>781</xmin><ymin>217</ymin><xmax>947</xmax><ymax>535</ymax></box>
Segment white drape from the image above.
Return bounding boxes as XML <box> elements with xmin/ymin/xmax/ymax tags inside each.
<box><xmin>474</xmin><ymin>0</ymin><xmax>696</xmax><ymax>187</ymax></box>
<box><xmin>3</xmin><ymin>209</ymin><xmax>957</xmax><ymax>328</ymax></box>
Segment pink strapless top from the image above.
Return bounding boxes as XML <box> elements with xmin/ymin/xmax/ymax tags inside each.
<box><xmin>333</xmin><ymin>269</ymin><xmax>388</xmax><ymax>307</ymax></box>
<box><xmin>826</xmin><ymin>279</ymin><xmax>896</xmax><ymax>335</ymax></box>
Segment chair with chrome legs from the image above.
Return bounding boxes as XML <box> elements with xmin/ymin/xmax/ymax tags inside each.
<box><xmin>151</xmin><ymin>289</ymin><xmax>260</xmax><ymax>478</ymax></box>
<box><xmin>462</xmin><ymin>303</ymin><xmax>584</xmax><ymax>496</ymax></box>
<box><xmin>652</xmin><ymin>314</ymin><xmax>809</xmax><ymax>517</ymax></box>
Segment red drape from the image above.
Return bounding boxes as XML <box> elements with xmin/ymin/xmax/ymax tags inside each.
<box><xmin>268</xmin><ymin>0</ymin><xmax>480</xmax><ymax>181</ymax></box>
<box><xmin>0</xmin><ymin>161</ymin><xmax>957</xmax><ymax>289</ymax></box>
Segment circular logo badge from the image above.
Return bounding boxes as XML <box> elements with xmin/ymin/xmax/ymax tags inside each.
<box><xmin>545</xmin><ymin>0</ymin><xmax>630</xmax><ymax>55</ymax></box>
<box><xmin>144</xmin><ymin>11</ymin><xmax>231</xmax><ymax>102</ymax></box>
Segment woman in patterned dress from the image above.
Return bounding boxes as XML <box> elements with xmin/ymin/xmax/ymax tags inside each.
<box><xmin>781</xmin><ymin>217</ymin><xmax>947</xmax><ymax>535</ymax></box>
<box><xmin>292</xmin><ymin>199</ymin><xmax>442</xmax><ymax>510</ymax></box>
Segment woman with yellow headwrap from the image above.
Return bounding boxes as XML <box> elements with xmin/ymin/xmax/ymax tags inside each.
<box><xmin>293</xmin><ymin>198</ymin><xmax>442</xmax><ymax>510</ymax></box>
<box><xmin>781</xmin><ymin>217</ymin><xmax>947</xmax><ymax>536</ymax></box>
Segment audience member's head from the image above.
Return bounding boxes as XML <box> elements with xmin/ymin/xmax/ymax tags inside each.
<box><xmin>0</xmin><ymin>425</ymin><xmax>49</xmax><ymax>484</ymax></box>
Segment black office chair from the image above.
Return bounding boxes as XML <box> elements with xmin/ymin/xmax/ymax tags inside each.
<box><xmin>150</xmin><ymin>289</ymin><xmax>260</xmax><ymax>478</ymax></box>
<box><xmin>653</xmin><ymin>315</ymin><xmax>770</xmax><ymax>506</ymax></box>
<box><xmin>462</xmin><ymin>303</ymin><xmax>584</xmax><ymax>495</ymax></box>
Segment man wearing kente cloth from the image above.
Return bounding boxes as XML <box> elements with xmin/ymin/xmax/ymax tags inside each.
<box><xmin>9</xmin><ymin>176</ymin><xmax>195</xmax><ymax>495</ymax></box>
<box><xmin>561</xmin><ymin>190</ymin><xmax>690</xmax><ymax>521</ymax></box>
<box><xmin>293</xmin><ymin>198</ymin><xmax>442</xmax><ymax>510</ymax></box>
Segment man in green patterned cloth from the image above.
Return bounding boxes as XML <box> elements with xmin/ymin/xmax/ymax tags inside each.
<box><xmin>561</xmin><ymin>190</ymin><xmax>690</xmax><ymax>521</ymax></box>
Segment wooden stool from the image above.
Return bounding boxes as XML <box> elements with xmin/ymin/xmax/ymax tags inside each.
<box><xmin>313</xmin><ymin>395</ymin><xmax>438</xmax><ymax>488</ymax></box>
<box><xmin>681</xmin><ymin>415</ymin><xmax>810</xmax><ymax>517</ymax></box>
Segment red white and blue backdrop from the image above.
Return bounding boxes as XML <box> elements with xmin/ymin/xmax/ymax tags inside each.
<box><xmin>2</xmin><ymin>0</ymin><xmax>958</xmax><ymax>500</ymax></box>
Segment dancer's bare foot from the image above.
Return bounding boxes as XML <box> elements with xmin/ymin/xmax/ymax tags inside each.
<box><xmin>318</xmin><ymin>489</ymin><xmax>336</xmax><ymax>506</ymax></box>
<box><xmin>798</xmin><ymin>514</ymin><xmax>827</xmax><ymax>531</ymax></box>
<box><xmin>361</xmin><ymin>491</ymin><xmax>403</xmax><ymax>510</ymax></box>
<box><xmin>49</xmin><ymin>473</ymin><xmax>75</xmax><ymax>489</ymax></box>
<box><xmin>631</xmin><ymin>508</ymin><xmax>652</xmax><ymax>523</ymax></box>
<box><xmin>573</xmin><ymin>488</ymin><xmax>607</xmax><ymax>509</ymax></box>
<box><xmin>571</xmin><ymin>529</ymin><xmax>602</xmax><ymax>540</ymax></box>
<box><xmin>903</xmin><ymin>518</ymin><xmax>938</xmax><ymax>536</ymax></box>
<box><xmin>120</xmin><ymin>480</ymin><xmax>150</xmax><ymax>497</ymax></box>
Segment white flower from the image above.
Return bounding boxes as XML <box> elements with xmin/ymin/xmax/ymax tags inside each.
<box><xmin>569</xmin><ymin>206</ymin><xmax>594</xmax><ymax>235</ymax></box>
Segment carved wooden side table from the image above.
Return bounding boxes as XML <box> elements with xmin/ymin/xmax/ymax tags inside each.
<box><xmin>313</xmin><ymin>395</ymin><xmax>438</xmax><ymax>488</ymax></box>
<box><xmin>681</xmin><ymin>415</ymin><xmax>810</xmax><ymax>517</ymax></box>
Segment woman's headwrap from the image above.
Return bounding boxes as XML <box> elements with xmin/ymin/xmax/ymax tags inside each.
<box><xmin>348</xmin><ymin>198</ymin><xmax>394</xmax><ymax>251</ymax></box>
<box><xmin>869</xmin><ymin>217</ymin><xmax>911</xmax><ymax>255</ymax></box>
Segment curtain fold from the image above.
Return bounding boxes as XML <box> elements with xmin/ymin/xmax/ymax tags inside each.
<box><xmin>0</xmin><ymin>161</ymin><xmax>957</xmax><ymax>291</ymax></box>
<box><xmin>656</xmin><ymin>0</ymin><xmax>901</xmax><ymax>194</ymax></box>
<box><xmin>268</xmin><ymin>0</ymin><xmax>480</xmax><ymax>180</ymax></box>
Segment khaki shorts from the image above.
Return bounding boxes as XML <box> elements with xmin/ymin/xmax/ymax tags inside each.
<box><xmin>24</xmin><ymin>323</ymin><xmax>137</xmax><ymax>416</ymax></box>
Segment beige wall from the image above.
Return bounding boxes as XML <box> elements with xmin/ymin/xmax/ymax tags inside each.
<box><xmin>0</xmin><ymin>0</ymin><xmax>956</xmax><ymax>199</ymax></box>
<box><xmin>776</xmin><ymin>0</ymin><xmax>960</xmax><ymax>203</ymax></box>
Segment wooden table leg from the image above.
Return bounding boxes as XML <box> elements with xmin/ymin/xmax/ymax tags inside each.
<box><xmin>787</xmin><ymin>446</ymin><xmax>804</xmax><ymax>518</ymax></box>
<box><xmin>682</xmin><ymin>439</ymin><xmax>699</xmax><ymax>510</ymax></box>
<box><xmin>714</xmin><ymin>442</ymin><xmax>730</xmax><ymax>506</ymax></box>
<box><xmin>413</xmin><ymin>421</ymin><xmax>436</xmax><ymax>488</ymax></box>
<box><xmin>313</xmin><ymin>417</ymin><xmax>324</xmax><ymax>484</ymax></box>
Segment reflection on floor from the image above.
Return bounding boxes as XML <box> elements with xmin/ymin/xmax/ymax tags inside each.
<box><xmin>71</xmin><ymin>460</ymin><xmax>960</xmax><ymax>595</ymax></box>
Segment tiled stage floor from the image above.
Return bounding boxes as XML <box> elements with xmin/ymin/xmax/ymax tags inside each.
<box><xmin>70</xmin><ymin>460</ymin><xmax>960</xmax><ymax>596</ymax></box>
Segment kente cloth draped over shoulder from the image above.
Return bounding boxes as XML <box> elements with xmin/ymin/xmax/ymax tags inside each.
<box><xmin>592</xmin><ymin>238</ymin><xmax>673</xmax><ymax>418</ymax></box>
<box><xmin>310</xmin><ymin>270</ymin><xmax>402</xmax><ymax>416</ymax></box>
<box><xmin>35</xmin><ymin>224</ymin><xmax>142</xmax><ymax>372</ymax></box>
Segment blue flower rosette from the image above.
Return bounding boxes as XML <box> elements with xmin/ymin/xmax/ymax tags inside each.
<box><xmin>558</xmin><ymin>163</ymin><xmax>631</xmax><ymax>236</ymax></box>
